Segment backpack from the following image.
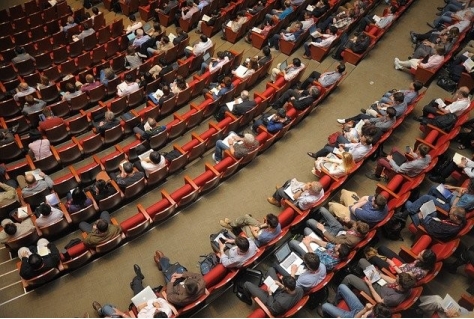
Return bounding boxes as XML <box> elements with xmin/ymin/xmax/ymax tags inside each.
<box><xmin>428</xmin><ymin>112</ymin><xmax>458</xmax><ymax>131</ymax></box>
<box><xmin>199</xmin><ymin>253</ymin><xmax>219</xmax><ymax>275</ymax></box>
<box><xmin>381</xmin><ymin>211</ymin><xmax>406</xmax><ymax>241</ymax></box>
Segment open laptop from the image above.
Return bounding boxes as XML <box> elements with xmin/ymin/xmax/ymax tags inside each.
<box><xmin>279</xmin><ymin>60</ymin><xmax>288</xmax><ymax>71</ymax></box>
<box><xmin>131</xmin><ymin>286</ymin><xmax>157</xmax><ymax>307</ymax></box>
<box><xmin>274</xmin><ymin>242</ymin><xmax>303</xmax><ymax>275</ymax></box>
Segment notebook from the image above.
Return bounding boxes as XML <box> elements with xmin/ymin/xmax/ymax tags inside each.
<box><xmin>279</xmin><ymin>60</ymin><xmax>288</xmax><ymax>71</ymax></box>
<box><xmin>138</xmin><ymin>149</ymin><xmax>154</xmax><ymax>161</ymax></box>
<box><xmin>274</xmin><ymin>242</ymin><xmax>304</xmax><ymax>275</ymax></box>
<box><xmin>131</xmin><ymin>286</ymin><xmax>157</xmax><ymax>307</ymax></box>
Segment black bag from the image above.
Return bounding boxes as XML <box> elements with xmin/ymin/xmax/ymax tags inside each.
<box><xmin>199</xmin><ymin>253</ymin><xmax>219</xmax><ymax>275</ymax></box>
<box><xmin>381</xmin><ymin>211</ymin><xmax>406</xmax><ymax>241</ymax></box>
<box><xmin>426</xmin><ymin>112</ymin><xmax>458</xmax><ymax>131</ymax></box>
<box><xmin>233</xmin><ymin>269</ymin><xmax>263</xmax><ymax>305</ymax></box>
<box><xmin>437</xmin><ymin>76</ymin><xmax>457</xmax><ymax>93</ymax></box>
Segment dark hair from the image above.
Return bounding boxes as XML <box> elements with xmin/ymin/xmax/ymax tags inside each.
<box><xmin>266</xmin><ymin>214</ymin><xmax>279</xmax><ymax>228</ymax></box>
<box><xmin>149</xmin><ymin>151</ymin><xmax>162</xmax><ymax>164</ymax></box>
<box><xmin>28</xmin><ymin>253</ymin><xmax>43</xmax><ymax>270</ymax></box>
<box><xmin>37</xmin><ymin>203</ymin><xmax>52</xmax><ymax>216</ymax></box>
<box><xmin>415</xmin><ymin>249</ymin><xmax>436</xmax><ymax>272</ymax></box>
<box><xmin>123</xmin><ymin>162</ymin><xmax>133</xmax><ymax>173</ymax></box>
<box><xmin>235</xmin><ymin>236</ymin><xmax>250</xmax><ymax>252</ymax></box>
<box><xmin>282</xmin><ymin>276</ymin><xmax>296</xmax><ymax>290</ymax></box>
<box><xmin>303</xmin><ymin>253</ymin><xmax>320</xmax><ymax>271</ymax></box>
<box><xmin>386</xmin><ymin>107</ymin><xmax>396</xmax><ymax>118</ymax></box>
<box><xmin>373</xmin><ymin>303</ymin><xmax>391</xmax><ymax>318</ymax></box>
<box><xmin>4</xmin><ymin>223</ymin><xmax>17</xmax><ymax>235</ymax></box>
<box><xmin>292</xmin><ymin>58</ymin><xmax>301</xmax><ymax>67</ymax></box>
<box><xmin>338</xmin><ymin>244</ymin><xmax>350</xmax><ymax>259</ymax></box>
<box><xmin>71</xmin><ymin>187</ymin><xmax>88</xmax><ymax>206</ymax></box>
<box><xmin>184</xmin><ymin>278</ymin><xmax>199</xmax><ymax>295</ymax></box>
<box><xmin>96</xmin><ymin>219</ymin><xmax>108</xmax><ymax>232</ymax></box>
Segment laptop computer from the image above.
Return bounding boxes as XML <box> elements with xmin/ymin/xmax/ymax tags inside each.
<box><xmin>274</xmin><ymin>242</ymin><xmax>303</xmax><ymax>275</ymax></box>
<box><xmin>131</xmin><ymin>286</ymin><xmax>157</xmax><ymax>307</ymax></box>
<box><xmin>279</xmin><ymin>60</ymin><xmax>288</xmax><ymax>71</ymax></box>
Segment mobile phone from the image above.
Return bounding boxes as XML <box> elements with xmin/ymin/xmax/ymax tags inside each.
<box><xmin>406</xmin><ymin>146</ymin><xmax>411</xmax><ymax>153</ymax></box>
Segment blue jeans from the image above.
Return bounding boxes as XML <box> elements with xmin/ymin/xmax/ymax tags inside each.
<box><xmin>214</xmin><ymin>140</ymin><xmax>230</xmax><ymax>161</ymax></box>
<box><xmin>322</xmin><ymin>284</ymin><xmax>364</xmax><ymax>317</ymax></box>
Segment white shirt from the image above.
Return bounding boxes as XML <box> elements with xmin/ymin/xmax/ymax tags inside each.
<box><xmin>137</xmin><ymin>298</ymin><xmax>172</xmax><ymax>318</ymax></box>
<box><xmin>117</xmin><ymin>82</ymin><xmax>140</xmax><ymax>97</ymax></box>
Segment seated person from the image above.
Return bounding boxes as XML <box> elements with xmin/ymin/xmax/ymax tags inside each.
<box><xmin>203</xmin><ymin>76</ymin><xmax>234</xmax><ymax>101</ymax></box>
<box><xmin>289</xmin><ymin>231</ymin><xmax>351</xmax><ymax>271</ymax></box>
<box><xmin>93</xmin><ymin>111</ymin><xmax>120</xmax><ymax>135</ymax></box>
<box><xmin>365</xmin><ymin>246</ymin><xmax>437</xmax><ymax>282</ymax></box>
<box><xmin>302</xmin><ymin>25</ymin><xmax>338</xmax><ymax>59</ymax></box>
<box><xmin>414</xmin><ymin>86</ymin><xmax>470</xmax><ymax>122</ymax></box>
<box><xmin>321</xmin><ymin>284</ymin><xmax>392</xmax><ymax>317</ymax></box>
<box><xmin>79</xmin><ymin>211</ymin><xmax>122</xmax><ymax>247</ymax></box>
<box><xmin>268</xmin><ymin>179</ymin><xmax>324</xmax><ymax>209</ymax></box>
<box><xmin>308</xmin><ymin>207</ymin><xmax>370</xmax><ymax>248</ymax></box>
<box><xmin>394</xmin><ymin>46</ymin><xmax>445</xmax><ymax>71</ymax></box>
<box><xmin>133</xmin><ymin>117</ymin><xmax>166</xmax><ymax>140</ymax></box>
<box><xmin>341</xmin><ymin>259</ymin><xmax>417</xmax><ymax>308</ymax></box>
<box><xmin>270</xmin><ymin>58</ymin><xmax>305</xmax><ymax>83</ymax></box>
<box><xmin>14</xmin><ymin>82</ymin><xmax>36</xmax><ymax>102</ymax></box>
<box><xmin>300</xmin><ymin>63</ymin><xmax>345</xmax><ymax>88</ymax></box>
<box><xmin>34</xmin><ymin>203</ymin><xmax>64</xmax><ymax>228</ymax></box>
<box><xmin>21</xmin><ymin>170</ymin><xmax>54</xmax><ymax>197</ymax></box>
<box><xmin>65</xmin><ymin>187</ymin><xmax>93</xmax><ymax>213</ymax></box>
<box><xmin>136</xmin><ymin>150</ymin><xmax>167</xmax><ymax>177</ymax></box>
<box><xmin>219</xmin><ymin>213</ymin><xmax>281</xmax><ymax>247</ymax></box>
<box><xmin>214</xmin><ymin>90</ymin><xmax>256</xmax><ymax>121</ymax></box>
<box><xmin>252</xmin><ymin>108</ymin><xmax>290</xmax><ymax>134</ymax></box>
<box><xmin>79</xmin><ymin>74</ymin><xmax>101</xmax><ymax>93</ymax></box>
<box><xmin>212</xmin><ymin>132</ymin><xmax>259</xmax><ymax>164</ymax></box>
<box><xmin>22</xmin><ymin>95</ymin><xmax>46</xmax><ymax>115</ymax></box>
<box><xmin>307</xmin><ymin>134</ymin><xmax>373</xmax><ymax>162</ymax></box>
<box><xmin>332</xmin><ymin>32</ymin><xmax>371</xmax><ymax>60</ymax></box>
<box><xmin>366</xmin><ymin>144</ymin><xmax>431</xmax><ymax>181</ymax></box>
<box><xmin>242</xmin><ymin>268</ymin><xmax>304</xmax><ymax>316</ymax></box>
<box><xmin>117</xmin><ymin>73</ymin><xmax>140</xmax><ymax>97</ymax></box>
<box><xmin>200</xmin><ymin>51</ymin><xmax>230</xmax><ymax>75</ymax></box>
<box><xmin>356</xmin><ymin>5</ymin><xmax>397</xmax><ymax>33</ymax></box>
<box><xmin>312</xmin><ymin>151</ymin><xmax>355</xmax><ymax>178</ymax></box>
<box><xmin>87</xmin><ymin>179</ymin><xmax>117</xmax><ymax>202</ymax></box>
<box><xmin>216</xmin><ymin>235</ymin><xmax>258</xmax><ymax>268</ymax></box>
<box><xmin>272</xmin><ymin>252</ymin><xmax>327</xmax><ymax>292</ymax></box>
<box><xmin>328</xmin><ymin>190</ymin><xmax>388</xmax><ymax>228</ymax></box>
<box><xmin>268</xmin><ymin>21</ymin><xmax>303</xmax><ymax>51</ymax></box>
<box><xmin>112</xmin><ymin>161</ymin><xmax>145</xmax><ymax>189</ymax></box>
<box><xmin>18</xmin><ymin>238</ymin><xmax>60</xmax><ymax>280</ymax></box>
<box><xmin>154</xmin><ymin>250</ymin><xmax>206</xmax><ymax>307</ymax></box>
<box><xmin>270</xmin><ymin>85</ymin><xmax>320</xmax><ymax>111</ymax></box>
<box><xmin>0</xmin><ymin>218</ymin><xmax>36</xmax><ymax>244</ymax></box>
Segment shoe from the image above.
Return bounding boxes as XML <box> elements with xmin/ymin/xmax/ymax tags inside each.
<box><xmin>92</xmin><ymin>301</ymin><xmax>102</xmax><ymax>313</ymax></box>
<box><xmin>365</xmin><ymin>173</ymin><xmax>381</xmax><ymax>181</ymax></box>
<box><xmin>307</xmin><ymin>152</ymin><xmax>317</xmax><ymax>158</ymax></box>
<box><xmin>360</xmin><ymin>108</ymin><xmax>366</xmax><ymax>113</ymax></box>
<box><xmin>219</xmin><ymin>219</ymin><xmax>232</xmax><ymax>229</ymax></box>
<box><xmin>267</xmin><ymin>197</ymin><xmax>281</xmax><ymax>207</ymax></box>
<box><xmin>154</xmin><ymin>250</ymin><xmax>164</xmax><ymax>270</ymax></box>
<box><xmin>134</xmin><ymin>264</ymin><xmax>144</xmax><ymax>279</ymax></box>
<box><xmin>337</xmin><ymin>118</ymin><xmax>346</xmax><ymax>124</ymax></box>
<box><xmin>427</xmin><ymin>22</ymin><xmax>435</xmax><ymax>29</ymax></box>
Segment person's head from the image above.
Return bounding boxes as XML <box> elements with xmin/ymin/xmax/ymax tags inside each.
<box><xmin>417</xmin><ymin>144</ymin><xmax>429</xmax><ymax>158</ymax></box>
<box><xmin>85</xmin><ymin>74</ymin><xmax>94</xmax><ymax>84</ymax></box>
<box><xmin>373</xmin><ymin>303</ymin><xmax>392</xmax><ymax>318</ymax></box>
<box><xmin>15</xmin><ymin>46</ymin><xmax>26</xmax><ymax>55</ymax></box>
<box><xmin>4</xmin><ymin>223</ymin><xmax>17</xmax><ymax>235</ymax></box>
<box><xmin>336</xmin><ymin>63</ymin><xmax>346</xmax><ymax>73</ymax></box>
<box><xmin>123</xmin><ymin>162</ymin><xmax>133</xmax><ymax>174</ymax></box>
<box><xmin>72</xmin><ymin>187</ymin><xmax>88</xmax><ymax>205</ymax></box>
<box><xmin>92</xmin><ymin>7</ymin><xmax>99</xmax><ymax>15</ymax></box>
<box><xmin>249</xmin><ymin>57</ymin><xmax>259</xmax><ymax>70</ymax></box>
<box><xmin>135</xmin><ymin>28</ymin><xmax>144</xmax><ymax>38</ymax></box>
<box><xmin>386</xmin><ymin>106</ymin><xmax>396</xmax><ymax>119</ymax></box>
<box><xmin>25</xmin><ymin>173</ymin><xmax>37</xmax><ymax>186</ymax></box>
<box><xmin>149</xmin><ymin>151</ymin><xmax>162</xmax><ymax>164</ymax></box>
<box><xmin>435</xmin><ymin>45</ymin><xmax>446</xmax><ymax>56</ymax></box>
<box><xmin>39</xmin><ymin>75</ymin><xmax>50</xmax><ymax>86</ymax></box>
<box><xmin>184</xmin><ymin>278</ymin><xmax>200</xmax><ymax>296</ymax></box>
<box><xmin>309</xmin><ymin>86</ymin><xmax>320</xmax><ymax>98</ymax></box>
<box><xmin>397</xmin><ymin>273</ymin><xmax>416</xmax><ymax>291</ymax></box>
<box><xmin>281</xmin><ymin>275</ymin><xmax>297</xmax><ymax>291</ymax></box>
<box><xmin>104</xmin><ymin>110</ymin><xmax>114</xmax><ymax>122</ymax></box>
<box><xmin>265</xmin><ymin>213</ymin><xmax>279</xmax><ymax>229</ymax></box>
<box><xmin>162</xmin><ymin>85</ymin><xmax>170</xmax><ymax>96</ymax></box>
<box><xmin>65</xmin><ymin>83</ymin><xmax>76</xmax><ymax>93</ymax></box>
<box><xmin>28</xmin><ymin>253</ymin><xmax>43</xmax><ymax>270</ymax></box>
<box><xmin>127</xmin><ymin>45</ymin><xmax>136</xmax><ymax>55</ymax></box>
<box><xmin>303</xmin><ymin>252</ymin><xmax>320</xmax><ymax>271</ymax></box>
<box><xmin>292</xmin><ymin>58</ymin><xmax>301</xmax><ymax>67</ymax></box>
<box><xmin>235</xmin><ymin>236</ymin><xmax>250</xmax><ymax>253</ymax></box>
<box><xmin>373</xmin><ymin>194</ymin><xmax>387</xmax><ymax>210</ymax></box>
<box><xmin>262</xmin><ymin>46</ymin><xmax>271</xmax><ymax>57</ymax></box>
<box><xmin>355</xmin><ymin>221</ymin><xmax>370</xmax><ymax>236</ymax></box>
<box><xmin>415</xmin><ymin>249</ymin><xmax>437</xmax><ymax>271</ymax></box>
<box><xmin>96</xmin><ymin>219</ymin><xmax>109</xmax><ymax>232</ymax></box>
<box><xmin>200</xmin><ymin>34</ymin><xmax>208</xmax><ymax>43</ymax></box>
<box><xmin>341</xmin><ymin>152</ymin><xmax>355</xmax><ymax>172</ymax></box>
<box><xmin>449</xmin><ymin>206</ymin><xmax>466</xmax><ymax>225</ymax></box>
<box><xmin>240</xmin><ymin>90</ymin><xmax>249</xmax><ymax>101</ymax></box>
<box><xmin>243</xmin><ymin>133</ymin><xmax>256</xmax><ymax>145</ymax></box>
<box><xmin>223</xmin><ymin>77</ymin><xmax>232</xmax><ymax>87</ymax></box>
<box><xmin>37</xmin><ymin>203</ymin><xmax>52</xmax><ymax>217</ymax></box>
<box><xmin>124</xmin><ymin>74</ymin><xmax>134</xmax><ymax>84</ymax></box>
<box><xmin>328</xmin><ymin>25</ymin><xmax>338</xmax><ymax>35</ymax></box>
<box><xmin>336</xmin><ymin>244</ymin><xmax>350</xmax><ymax>259</ymax></box>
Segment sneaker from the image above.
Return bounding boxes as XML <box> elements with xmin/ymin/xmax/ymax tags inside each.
<box><xmin>92</xmin><ymin>301</ymin><xmax>102</xmax><ymax>313</ymax></box>
<box><xmin>337</xmin><ymin>118</ymin><xmax>346</xmax><ymax>124</ymax></box>
<box><xmin>267</xmin><ymin>197</ymin><xmax>281</xmax><ymax>207</ymax></box>
<box><xmin>365</xmin><ymin>173</ymin><xmax>381</xmax><ymax>181</ymax></box>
